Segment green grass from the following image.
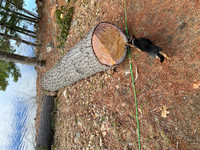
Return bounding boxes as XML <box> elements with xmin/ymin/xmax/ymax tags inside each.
<box><xmin>37</xmin><ymin>146</ymin><xmax>47</xmax><ymax>150</ymax></box>
<box><xmin>55</xmin><ymin>6</ymin><xmax>74</xmax><ymax>49</ymax></box>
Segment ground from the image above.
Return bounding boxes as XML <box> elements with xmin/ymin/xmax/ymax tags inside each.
<box><xmin>35</xmin><ymin>0</ymin><xmax>200</xmax><ymax>149</ymax></box>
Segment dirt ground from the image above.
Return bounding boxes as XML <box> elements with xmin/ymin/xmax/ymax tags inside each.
<box><xmin>35</xmin><ymin>0</ymin><xmax>200</xmax><ymax>149</ymax></box>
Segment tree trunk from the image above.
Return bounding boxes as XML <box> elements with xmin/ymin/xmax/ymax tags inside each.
<box><xmin>0</xmin><ymin>51</ymin><xmax>45</xmax><ymax>67</ymax></box>
<box><xmin>0</xmin><ymin>32</ymin><xmax>39</xmax><ymax>47</ymax></box>
<box><xmin>3</xmin><ymin>27</ymin><xmax>37</xmax><ymax>38</ymax></box>
<box><xmin>13</xmin><ymin>25</ymin><xmax>36</xmax><ymax>35</ymax></box>
<box><xmin>42</xmin><ymin>22</ymin><xmax>127</xmax><ymax>91</ymax></box>
<box><xmin>0</xmin><ymin>11</ymin><xmax>38</xmax><ymax>23</ymax></box>
<box><xmin>1</xmin><ymin>23</ymin><xmax>36</xmax><ymax>35</ymax></box>
<box><xmin>12</xmin><ymin>29</ymin><xmax>36</xmax><ymax>38</ymax></box>
<box><xmin>0</xmin><ymin>5</ymin><xmax>38</xmax><ymax>22</ymax></box>
<box><xmin>5</xmin><ymin>0</ymin><xmax>39</xmax><ymax>19</ymax></box>
<box><xmin>14</xmin><ymin>15</ymin><xmax>38</xmax><ymax>23</ymax></box>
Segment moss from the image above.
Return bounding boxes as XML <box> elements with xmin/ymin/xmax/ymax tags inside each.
<box><xmin>37</xmin><ymin>146</ymin><xmax>47</xmax><ymax>150</ymax></box>
<box><xmin>50</xmin><ymin>100</ymin><xmax>58</xmax><ymax>148</ymax></box>
<box><xmin>79</xmin><ymin>30</ymin><xmax>85</xmax><ymax>39</ymax></box>
<box><xmin>160</xmin><ymin>130</ymin><xmax>171</xmax><ymax>145</ymax></box>
<box><xmin>55</xmin><ymin>6</ymin><xmax>74</xmax><ymax>49</ymax></box>
<box><xmin>101</xmin><ymin>115</ymin><xmax>106</xmax><ymax>121</ymax></box>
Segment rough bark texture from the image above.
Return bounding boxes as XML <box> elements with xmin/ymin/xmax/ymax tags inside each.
<box><xmin>41</xmin><ymin>23</ymin><xmax>126</xmax><ymax>91</ymax></box>
<box><xmin>42</xmin><ymin>27</ymin><xmax>111</xmax><ymax>91</ymax></box>
<box><xmin>0</xmin><ymin>51</ymin><xmax>45</xmax><ymax>67</ymax></box>
<box><xmin>36</xmin><ymin>95</ymin><xmax>55</xmax><ymax>150</ymax></box>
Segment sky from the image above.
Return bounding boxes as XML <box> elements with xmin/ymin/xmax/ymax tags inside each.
<box><xmin>0</xmin><ymin>0</ymin><xmax>38</xmax><ymax>149</ymax></box>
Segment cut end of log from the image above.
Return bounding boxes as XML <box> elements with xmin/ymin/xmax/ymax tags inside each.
<box><xmin>92</xmin><ymin>22</ymin><xmax>128</xmax><ymax>66</ymax></box>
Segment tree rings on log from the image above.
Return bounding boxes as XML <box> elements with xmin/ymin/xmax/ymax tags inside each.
<box><xmin>41</xmin><ymin>22</ymin><xmax>128</xmax><ymax>91</ymax></box>
<box><xmin>92</xmin><ymin>22</ymin><xmax>128</xmax><ymax>66</ymax></box>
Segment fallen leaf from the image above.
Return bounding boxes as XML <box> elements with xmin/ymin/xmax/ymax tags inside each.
<box><xmin>102</xmin><ymin>131</ymin><xmax>107</xmax><ymax>137</ymax></box>
<box><xmin>60</xmin><ymin>13</ymin><xmax>64</xmax><ymax>19</ymax></box>
<box><xmin>161</xmin><ymin>106</ymin><xmax>170</xmax><ymax>118</ymax></box>
<box><xmin>193</xmin><ymin>82</ymin><xmax>200</xmax><ymax>89</ymax></box>
<box><xmin>116</xmin><ymin>85</ymin><xmax>119</xmax><ymax>89</ymax></box>
<box><xmin>101</xmin><ymin>122</ymin><xmax>110</xmax><ymax>137</ymax></box>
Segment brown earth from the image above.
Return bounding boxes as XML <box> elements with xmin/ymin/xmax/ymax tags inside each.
<box><xmin>35</xmin><ymin>0</ymin><xmax>200</xmax><ymax>149</ymax></box>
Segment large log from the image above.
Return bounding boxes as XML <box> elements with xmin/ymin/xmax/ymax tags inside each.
<box><xmin>41</xmin><ymin>22</ymin><xmax>127</xmax><ymax>91</ymax></box>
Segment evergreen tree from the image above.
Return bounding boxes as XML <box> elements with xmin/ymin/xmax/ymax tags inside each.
<box><xmin>0</xmin><ymin>0</ymin><xmax>38</xmax><ymax>46</ymax></box>
<box><xmin>0</xmin><ymin>0</ymin><xmax>44</xmax><ymax>91</ymax></box>
<box><xmin>0</xmin><ymin>37</ymin><xmax>21</xmax><ymax>91</ymax></box>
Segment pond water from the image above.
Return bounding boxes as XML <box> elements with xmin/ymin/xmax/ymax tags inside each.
<box><xmin>0</xmin><ymin>1</ymin><xmax>39</xmax><ymax>149</ymax></box>
<box><xmin>0</xmin><ymin>64</ymin><xmax>37</xmax><ymax>150</ymax></box>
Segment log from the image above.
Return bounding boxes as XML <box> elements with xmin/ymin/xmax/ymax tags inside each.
<box><xmin>41</xmin><ymin>22</ymin><xmax>127</xmax><ymax>92</ymax></box>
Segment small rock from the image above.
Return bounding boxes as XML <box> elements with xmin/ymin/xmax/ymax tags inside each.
<box><xmin>125</xmin><ymin>69</ymin><xmax>130</xmax><ymax>76</ymax></box>
<box><xmin>72</xmin><ymin>20</ymin><xmax>78</xmax><ymax>27</ymax></box>
<box><xmin>46</xmin><ymin>42</ymin><xmax>54</xmax><ymax>53</ymax></box>
<box><xmin>128</xmin><ymin>142</ymin><xmax>133</xmax><ymax>146</ymax></box>
<box><xmin>77</xmin><ymin>121</ymin><xmax>82</xmax><ymax>127</ymax></box>
<box><xmin>75</xmin><ymin>132</ymin><xmax>80</xmax><ymax>143</ymax></box>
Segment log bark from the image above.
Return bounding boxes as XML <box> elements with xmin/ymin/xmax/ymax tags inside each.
<box><xmin>42</xmin><ymin>23</ymin><xmax>127</xmax><ymax>92</ymax></box>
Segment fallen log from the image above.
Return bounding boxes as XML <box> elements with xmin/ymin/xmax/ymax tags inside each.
<box><xmin>42</xmin><ymin>22</ymin><xmax>128</xmax><ymax>91</ymax></box>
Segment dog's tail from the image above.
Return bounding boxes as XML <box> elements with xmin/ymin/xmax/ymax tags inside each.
<box><xmin>157</xmin><ymin>52</ymin><xmax>165</xmax><ymax>63</ymax></box>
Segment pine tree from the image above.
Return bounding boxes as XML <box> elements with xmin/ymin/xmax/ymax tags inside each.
<box><xmin>0</xmin><ymin>37</ymin><xmax>21</xmax><ymax>91</ymax></box>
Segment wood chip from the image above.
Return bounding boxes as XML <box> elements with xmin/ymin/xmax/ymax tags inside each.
<box><xmin>161</xmin><ymin>106</ymin><xmax>170</xmax><ymax>118</ymax></box>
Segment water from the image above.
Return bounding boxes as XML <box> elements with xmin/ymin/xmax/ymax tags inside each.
<box><xmin>0</xmin><ymin>1</ymin><xmax>38</xmax><ymax>149</ymax></box>
<box><xmin>9</xmin><ymin>100</ymin><xmax>29</xmax><ymax>150</ymax></box>
<box><xmin>0</xmin><ymin>64</ymin><xmax>37</xmax><ymax>150</ymax></box>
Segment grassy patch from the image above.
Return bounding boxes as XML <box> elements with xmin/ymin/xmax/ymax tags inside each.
<box><xmin>50</xmin><ymin>100</ymin><xmax>59</xmax><ymax>149</ymax></box>
<box><xmin>37</xmin><ymin>146</ymin><xmax>47</xmax><ymax>150</ymax></box>
<box><xmin>55</xmin><ymin>6</ymin><xmax>74</xmax><ymax>49</ymax></box>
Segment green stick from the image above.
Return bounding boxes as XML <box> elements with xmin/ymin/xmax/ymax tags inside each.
<box><xmin>123</xmin><ymin>1</ymin><xmax>141</xmax><ymax>149</ymax></box>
